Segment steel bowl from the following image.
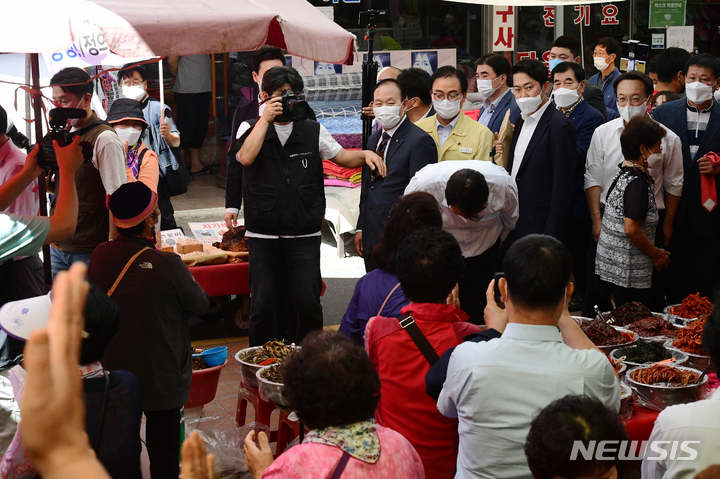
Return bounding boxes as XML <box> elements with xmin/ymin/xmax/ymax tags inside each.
<box><xmin>235</xmin><ymin>347</ymin><xmax>264</xmax><ymax>388</ymax></box>
<box><xmin>616</xmin><ymin>362</ymin><xmax>628</xmax><ymax>377</ymax></box>
<box><xmin>596</xmin><ymin>328</ymin><xmax>639</xmax><ymax>355</ymax></box>
<box><xmin>663</xmin><ymin>339</ymin><xmax>715</xmax><ymax>375</ymax></box>
<box><xmin>626</xmin><ymin>365</ymin><xmax>708</xmax><ymax>411</ymax></box>
<box><xmin>664</xmin><ymin>304</ymin><xmax>697</xmax><ymax>325</ymax></box>
<box><xmin>610</xmin><ymin>343</ymin><xmax>688</xmax><ymax>369</ymax></box>
<box><xmin>620</xmin><ymin>382</ymin><xmax>632</xmax><ymax>410</ymax></box>
<box><xmin>256</xmin><ymin>365</ymin><xmax>289</xmax><ymax>408</ymax></box>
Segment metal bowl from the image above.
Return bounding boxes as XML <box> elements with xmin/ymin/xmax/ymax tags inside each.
<box><xmin>616</xmin><ymin>362</ymin><xmax>628</xmax><ymax>377</ymax></box>
<box><xmin>600</xmin><ymin>311</ymin><xmax>670</xmax><ymax>326</ymax></box>
<box><xmin>610</xmin><ymin>343</ymin><xmax>688</xmax><ymax>369</ymax></box>
<box><xmin>597</xmin><ymin>328</ymin><xmax>639</xmax><ymax>355</ymax></box>
<box><xmin>663</xmin><ymin>339</ymin><xmax>715</xmax><ymax>375</ymax></box>
<box><xmin>256</xmin><ymin>365</ymin><xmax>289</xmax><ymax>408</ymax></box>
<box><xmin>235</xmin><ymin>347</ymin><xmax>264</xmax><ymax>388</ymax></box>
<box><xmin>620</xmin><ymin>382</ymin><xmax>632</xmax><ymax>411</ymax></box>
<box><xmin>664</xmin><ymin>304</ymin><xmax>698</xmax><ymax>325</ymax></box>
<box><xmin>626</xmin><ymin>365</ymin><xmax>708</xmax><ymax>411</ymax></box>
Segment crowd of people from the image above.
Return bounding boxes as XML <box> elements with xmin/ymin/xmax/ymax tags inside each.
<box><xmin>0</xmin><ymin>35</ymin><xmax>720</xmax><ymax>479</ymax></box>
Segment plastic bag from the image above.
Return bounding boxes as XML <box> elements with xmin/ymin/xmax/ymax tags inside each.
<box><xmin>186</xmin><ymin>415</ymin><xmax>269</xmax><ymax>479</ymax></box>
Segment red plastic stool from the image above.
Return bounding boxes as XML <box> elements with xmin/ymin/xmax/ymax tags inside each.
<box><xmin>276</xmin><ymin>411</ymin><xmax>307</xmax><ymax>456</ymax></box>
<box><xmin>236</xmin><ymin>385</ymin><xmax>277</xmax><ymax>429</ymax></box>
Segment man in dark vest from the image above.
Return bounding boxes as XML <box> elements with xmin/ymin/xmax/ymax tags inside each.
<box><xmin>49</xmin><ymin>67</ymin><xmax>126</xmax><ymax>277</ymax></box>
<box><xmin>231</xmin><ymin>66</ymin><xmax>385</xmax><ymax>346</ymax></box>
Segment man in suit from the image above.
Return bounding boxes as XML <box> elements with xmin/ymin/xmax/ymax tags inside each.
<box><xmin>473</xmin><ymin>54</ymin><xmax>521</xmax><ymax>135</ymax></box>
<box><xmin>654</xmin><ymin>54</ymin><xmax>720</xmax><ymax>300</ymax></box>
<box><xmin>397</xmin><ymin>68</ymin><xmax>435</xmax><ymax>123</ymax></box>
<box><xmin>417</xmin><ymin>66</ymin><xmax>494</xmax><ymax>163</ymax></box>
<box><xmin>505</xmin><ymin>59</ymin><xmax>576</xmax><ymax>249</ymax></box>
<box><xmin>589</xmin><ymin>37</ymin><xmax>622</xmax><ymax>120</ymax></box>
<box><xmin>225</xmin><ymin>46</ymin><xmax>286</xmax><ymax>230</ymax></box>
<box><xmin>548</xmin><ymin>35</ymin><xmax>609</xmax><ymax>121</ymax></box>
<box><xmin>355</xmin><ymin>79</ymin><xmax>438</xmax><ymax>272</ymax></box>
<box><xmin>551</xmin><ymin>62</ymin><xmax>605</xmax><ymax>310</ymax></box>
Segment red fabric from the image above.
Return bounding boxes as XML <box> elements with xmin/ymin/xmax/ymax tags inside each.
<box><xmin>366</xmin><ymin>303</ymin><xmax>481</xmax><ymax>479</ymax></box>
<box><xmin>701</xmin><ymin>152</ymin><xmax>720</xmax><ymax>212</ymax></box>
<box><xmin>322</xmin><ymin>160</ymin><xmax>361</xmax><ymax>178</ymax></box>
<box><xmin>625</xmin><ymin>406</ymin><xmax>660</xmax><ymax>443</ymax></box>
<box><xmin>463</xmin><ymin>109</ymin><xmax>480</xmax><ymax>122</ymax></box>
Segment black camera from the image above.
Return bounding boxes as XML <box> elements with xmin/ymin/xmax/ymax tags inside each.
<box><xmin>275</xmin><ymin>90</ymin><xmax>310</xmax><ymax>123</ymax></box>
<box><xmin>35</xmin><ymin>108</ymin><xmax>93</xmax><ymax>169</ymax></box>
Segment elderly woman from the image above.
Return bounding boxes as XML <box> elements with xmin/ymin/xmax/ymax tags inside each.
<box><xmin>339</xmin><ymin>192</ymin><xmax>442</xmax><ymax>346</ymax></box>
<box><xmin>88</xmin><ymin>182</ymin><xmax>209</xmax><ymax>479</ymax></box>
<box><xmin>595</xmin><ymin>116</ymin><xmax>670</xmax><ymax>306</ymax></box>
<box><xmin>243</xmin><ymin>331</ymin><xmax>425</xmax><ymax>479</ymax></box>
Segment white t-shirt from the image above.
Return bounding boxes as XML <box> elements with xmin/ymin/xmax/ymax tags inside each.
<box><xmin>70</xmin><ymin>122</ymin><xmax>127</xmax><ymax>195</ymax></box>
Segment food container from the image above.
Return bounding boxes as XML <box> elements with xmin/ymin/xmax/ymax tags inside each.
<box><xmin>664</xmin><ymin>304</ymin><xmax>697</xmax><ymax>325</ymax></box>
<box><xmin>235</xmin><ymin>347</ymin><xmax>264</xmax><ymax>388</ymax></box>
<box><xmin>597</xmin><ymin>328</ymin><xmax>639</xmax><ymax>355</ymax></box>
<box><xmin>610</xmin><ymin>343</ymin><xmax>688</xmax><ymax>369</ymax></box>
<box><xmin>616</xmin><ymin>362</ymin><xmax>628</xmax><ymax>377</ymax></box>
<box><xmin>663</xmin><ymin>339</ymin><xmax>715</xmax><ymax>375</ymax></box>
<box><xmin>625</xmin><ymin>365</ymin><xmax>708</xmax><ymax>411</ymax></box>
<box><xmin>185</xmin><ymin>360</ymin><xmax>227</xmax><ymax>408</ymax></box>
<box><xmin>256</xmin><ymin>365</ymin><xmax>289</xmax><ymax>408</ymax></box>
<box><xmin>620</xmin><ymin>383</ymin><xmax>632</xmax><ymax>414</ymax></box>
<box><xmin>193</xmin><ymin>346</ymin><xmax>228</xmax><ymax>367</ymax></box>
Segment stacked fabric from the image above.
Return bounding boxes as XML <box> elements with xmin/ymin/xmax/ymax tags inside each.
<box><xmin>323</xmin><ymin>159</ymin><xmax>362</xmax><ymax>188</ymax></box>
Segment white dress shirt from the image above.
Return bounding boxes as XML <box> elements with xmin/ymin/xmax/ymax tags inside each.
<box><xmin>641</xmin><ymin>388</ymin><xmax>720</xmax><ymax>479</ymax></box>
<box><xmin>404</xmin><ymin>160</ymin><xmax>518</xmax><ymax>258</ymax></box>
<box><xmin>511</xmin><ymin>99</ymin><xmax>551</xmax><ymax>178</ymax></box>
<box><xmin>584</xmin><ymin>117</ymin><xmax>684</xmax><ymax>210</ymax></box>
<box><xmin>436</xmin><ymin>114</ymin><xmax>461</xmax><ymax>149</ymax></box>
<box><xmin>438</xmin><ymin>323</ymin><xmax>620</xmax><ymax>479</ymax></box>
<box><xmin>478</xmin><ymin>88</ymin><xmax>511</xmax><ymax>127</ymax></box>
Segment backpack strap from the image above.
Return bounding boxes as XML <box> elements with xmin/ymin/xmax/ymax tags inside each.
<box><xmin>398</xmin><ymin>315</ymin><xmax>440</xmax><ymax>366</ymax></box>
<box><xmin>107</xmin><ymin>247</ymin><xmax>151</xmax><ymax>297</ymax></box>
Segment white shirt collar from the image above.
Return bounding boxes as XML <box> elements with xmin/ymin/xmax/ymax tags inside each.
<box><xmin>383</xmin><ymin>115</ymin><xmax>407</xmax><ymax>138</ymax></box>
<box><xmin>501</xmin><ymin>322</ymin><xmax>562</xmax><ymax>342</ymax></box>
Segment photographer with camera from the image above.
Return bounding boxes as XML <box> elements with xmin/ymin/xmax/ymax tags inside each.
<box><xmin>231</xmin><ymin>65</ymin><xmax>385</xmax><ymax>346</ymax></box>
<box><xmin>48</xmin><ymin>67</ymin><xmax>126</xmax><ymax>277</ymax></box>
<box><xmin>0</xmin><ymin>136</ymin><xmax>84</xmax><ymax>454</ymax></box>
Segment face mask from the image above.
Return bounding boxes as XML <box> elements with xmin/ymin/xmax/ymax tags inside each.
<box><xmin>593</xmin><ymin>56</ymin><xmax>610</xmax><ymax>72</ymax></box>
<box><xmin>115</xmin><ymin>126</ymin><xmax>142</xmax><ymax>146</ymax></box>
<box><xmin>618</xmin><ymin>101</ymin><xmax>648</xmax><ymax>123</ymax></box>
<box><xmin>516</xmin><ymin>94</ymin><xmax>543</xmax><ymax>116</ymax></box>
<box><xmin>476</xmin><ymin>78</ymin><xmax>499</xmax><ymax>100</ymax></box>
<box><xmin>68</xmin><ymin>99</ymin><xmax>87</xmax><ymax>127</ymax></box>
<box><xmin>714</xmin><ymin>89</ymin><xmax>720</xmax><ymax>102</ymax></box>
<box><xmin>553</xmin><ymin>86</ymin><xmax>580</xmax><ymax>108</ymax></box>
<box><xmin>432</xmin><ymin>99</ymin><xmax>462</xmax><ymax>120</ymax></box>
<box><xmin>548</xmin><ymin>58</ymin><xmax>562</xmax><ymax>72</ymax></box>
<box><xmin>122</xmin><ymin>85</ymin><xmax>146</xmax><ymax>102</ymax></box>
<box><xmin>685</xmin><ymin>81</ymin><xmax>714</xmax><ymax>103</ymax></box>
<box><xmin>373</xmin><ymin>105</ymin><xmax>402</xmax><ymax>129</ymax></box>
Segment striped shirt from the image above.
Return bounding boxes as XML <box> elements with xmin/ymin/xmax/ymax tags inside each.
<box><xmin>687</xmin><ymin>101</ymin><xmax>713</xmax><ymax>159</ymax></box>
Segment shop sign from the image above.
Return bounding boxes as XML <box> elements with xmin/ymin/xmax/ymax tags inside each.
<box><xmin>516</xmin><ymin>52</ymin><xmax>537</xmax><ymax>61</ymax></box>
<box><xmin>652</xmin><ymin>33</ymin><xmax>665</xmax><ymax>49</ymax></box>
<box><xmin>542</xmin><ymin>7</ymin><xmax>554</xmax><ymax>27</ymax></box>
<box><xmin>493</xmin><ymin>6</ymin><xmax>515</xmax><ymax>52</ymax></box>
<box><xmin>574</xmin><ymin>5</ymin><xmax>590</xmax><ymax>26</ymax></box>
<box><xmin>543</xmin><ymin>4</ymin><xmax>619</xmax><ymax>28</ymax></box>
<box><xmin>666</xmin><ymin>25</ymin><xmax>693</xmax><ymax>52</ymax></box>
<box><xmin>649</xmin><ymin>0</ymin><xmax>686</xmax><ymax>28</ymax></box>
<box><xmin>601</xmin><ymin>5</ymin><xmax>620</xmax><ymax>25</ymax></box>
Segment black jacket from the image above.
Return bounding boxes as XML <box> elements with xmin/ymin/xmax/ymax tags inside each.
<box><xmin>358</xmin><ymin>118</ymin><xmax>438</xmax><ymax>255</ymax></box>
<box><xmin>239</xmin><ymin>119</ymin><xmax>326</xmax><ymax>236</ymax></box>
<box><xmin>582</xmin><ymin>83</ymin><xmax>609</xmax><ymax>121</ymax></box>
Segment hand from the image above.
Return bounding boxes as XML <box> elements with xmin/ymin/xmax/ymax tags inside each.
<box><xmin>21</xmin><ymin>144</ymin><xmax>43</xmax><ymax>180</ymax></box>
<box><xmin>592</xmin><ymin>217</ymin><xmax>602</xmax><ymax>243</ymax></box>
<box><xmin>446</xmin><ymin>284</ymin><xmax>461</xmax><ymax>308</ymax></box>
<box><xmin>123</xmin><ymin>140</ymin><xmax>129</xmax><ymax>155</ymax></box>
<box><xmin>651</xmin><ymin>247</ymin><xmax>671</xmax><ymax>270</ymax></box>
<box><xmin>159</xmin><ymin>121</ymin><xmax>171</xmax><ymax>140</ymax></box>
<box><xmin>364</xmin><ymin>151</ymin><xmax>386</xmax><ymax>178</ymax></box>
<box><xmin>362</xmin><ymin>101</ymin><xmax>375</xmax><ymax>118</ymax></box>
<box><xmin>244</xmin><ymin>430</ymin><xmax>274</xmax><ymax>479</ymax></box>
<box><xmin>354</xmin><ymin>231</ymin><xmax>363</xmax><ymax>257</ymax></box>
<box><xmin>181</xmin><ymin>431</ymin><xmax>215</xmax><ymax>479</ymax></box>
<box><xmin>21</xmin><ymin>263</ymin><xmax>108</xmax><ymax>478</ymax></box>
<box><xmin>697</xmin><ymin>156</ymin><xmax>720</xmax><ymax>176</ymax></box>
<box><xmin>225</xmin><ymin>212</ymin><xmax>238</xmax><ymax>231</ymax></box>
<box><xmin>483</xmin><ymin>279</ymin><xmax>508</xmax><ymax>333</ymax></box>
<box><xmin>260</xmin><ymin>97</ymin><xmax>283</xmax><ymax>125</ymax></box>
<box><xmin>54</xmin><ymin>136</ymin><xmax>85</xmax><ymax>173</ymax></box>
<box><xmin>663</xmin><ymin>220</ymin><xmax>673</xmax><ymax>247</ymax></box>
<box><xmin>491</xmin><ymin>132</ymin><xmax>504</xmax><ymax>158</ymax></box>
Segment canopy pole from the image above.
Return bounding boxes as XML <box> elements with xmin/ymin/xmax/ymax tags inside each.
<box><xmin>31</xmin><ymin>53</ymin><xmax>52</xmax><ymax>288</ymax></box>
<box><xmin>159</xmin><ymin>58</ymin><xmax>165</xmax><ymax>122</ymax></box>
<box><xmin>554</xmin><ymin>5</ymin><xmax>564</xmax><ymax>39</ymax></box>
<box><xmin>25</xmin><ymin>55</ymin><xmax>32</xmax><ymax>139</ymax></box>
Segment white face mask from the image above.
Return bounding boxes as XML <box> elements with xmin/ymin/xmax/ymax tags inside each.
<box><xmin>516</xmin><ymin>94</ymin><xmax>544</xmax><ymax>116</ymax></box>
<box><xmin>432</xmin><ymin>99</ymin><xmax>462</xmax><ymax>120</ymax></box>
<box><xmin>115</xmin><ymin>126</ymin><xmax>142</xmax><ymax>147</ymax></box>
<box><xmin>476</xmin><ymin>78</ymin><xmax>499</xmax><ymax>100</ymax></box>
<box><xmin>373</xmin><ymin>105</ymin><xmax>403</xmax><ymax>130</ymax></box>
<box><xmin>714</xmin><ymin>89</ymin><xmax>720</xmax><ymax>102</ymax></box>
<box><xmin>68</xmin><ymin>99</ymin><xmax>87</xmax><ymax>127</ymax></box>
<box><xmin>593</xmin><ymin>56</ymin><xmax>610</xmax><ymax>72</ymax></box>
<box><xmin>553</xmin><ymin>86</ymin><xmax>580</xmax><ymax>109</ymax></box>
<box><xmin>618</xmin><ymin>101</ymin><xmax>648</xmax><ymax>123</ymax></box>
<box><xmin>122</xmin><ymin>85</ymin><xmax>146</xmax><ymax>102</ymax></box>
<box><xmin>685</xmin><ymin>81</ymin><xmax>715</xmax><ymax>103</ymax></box>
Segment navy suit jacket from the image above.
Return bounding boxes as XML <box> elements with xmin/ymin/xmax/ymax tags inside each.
<box><xmin>506</xmin><ymin>104</ymin><xmax>577</xmax><ymax>244</ymax></box>
<box><xmin>582</xmin><ymin>83</ymin><xmax>609</xmax><ymax>121</ymax></box>
<box><xmin>357</xmin><ymin>118</ymin><xmax>438</xmax><ymax>254</ymax></box>
<box><xmin>654</xmin><ymin>98</ymin><xmax>720</xmax><ymax>237</ymax></box>
<box><xmin>480</xmin><ymin>91</ymin><xmax>521</xmax><ymax>134</ymax></box>
<box><xmin>568</xmin><ymin>100</ymin><xmax>605</xmax><ymax>220</ymax></box>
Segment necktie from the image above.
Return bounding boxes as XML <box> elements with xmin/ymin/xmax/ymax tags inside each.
<box><xmin>372</xmin><ymin>132</ymin><xmax>390</xmax><ymax>180</ymax></box>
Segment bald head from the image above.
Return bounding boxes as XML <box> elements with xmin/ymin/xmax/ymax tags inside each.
<box><xmin>378</xmin><ymin>66</ymin><xmax>402</xmax><ymax>81</ymax></box>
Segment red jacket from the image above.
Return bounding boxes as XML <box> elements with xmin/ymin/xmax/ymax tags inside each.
<box><xmin>366</xmin><ymin>303</ymin><xmax>480</xmax><ymax>479</ymax></box>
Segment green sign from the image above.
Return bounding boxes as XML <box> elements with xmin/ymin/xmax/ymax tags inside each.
<box><xmin>649</xmin><ymin>0</ymin><xmax>686</xmax><ymax>28</ymax></box>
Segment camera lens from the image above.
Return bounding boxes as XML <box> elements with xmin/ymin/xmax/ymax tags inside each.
<box><xmin>290</xmin><ymin>100</ymin><xmax>310</xmax><ymax>120</ymax></box>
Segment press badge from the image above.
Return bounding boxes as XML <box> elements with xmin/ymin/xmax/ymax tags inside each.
<box><xmin>459</xmin><ymin>147</ymin><xmax>473</xmax><ymax>154</ymax></box>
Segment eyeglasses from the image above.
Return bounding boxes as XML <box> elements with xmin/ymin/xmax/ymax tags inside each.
<box><xmin>616</xmin><ymin>95</ymin><xmax>648</xmax><ymax>107</ymax></box>
<box><xmin>121</xmin><ymin>80</ymin><xmax>145</xmax><ymax>87</ymax></box>
<box><xmin>432</xmin><ymin>91</ymin><xmax>461</xmax><ymax>101</ymax></box>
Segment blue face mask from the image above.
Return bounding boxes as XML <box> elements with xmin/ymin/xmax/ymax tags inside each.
<box><xmin>548</xmin><ymin>58</ymin><xmax>562</xmax><ymax>72</ymax></box>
